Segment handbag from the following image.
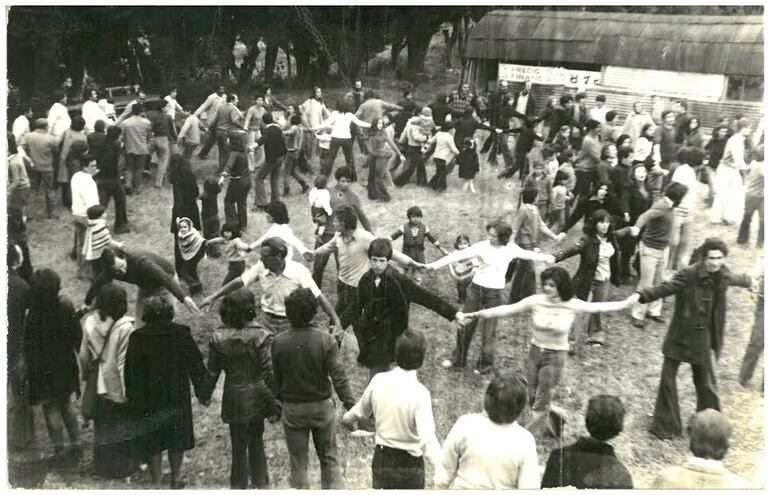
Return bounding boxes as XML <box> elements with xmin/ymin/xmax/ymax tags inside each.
<box><xmin>81</xmin><ymin>320</ymin><xmax>115</xmax><ymax>420</ymax></box>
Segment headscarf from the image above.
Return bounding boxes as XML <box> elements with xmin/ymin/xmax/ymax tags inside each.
<box><xmin>176</xmin><ymin>217</ymin><xmax>205</xmax><ymax>260</ymax></box>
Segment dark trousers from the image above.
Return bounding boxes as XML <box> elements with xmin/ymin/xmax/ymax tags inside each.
<box><xmin>500</xmin><ymin>149</ymin><xmax>528</xmax><ymax>178</ymax></box>
<box><xmin>427</xmin><ymin>158</ymin><xmax>448</xmax><ymax>192</ymax></box>
<box><xmin>282</xmin><ymin>399</ymin><xmax>341</xmax><ymax>489</ymax></box>
<box><xmin>573</xmin><ymin>170</ymin><xmax>596</xmax><ymax>206</ymax></box>
<box><xmin>651</xmin><ymin>355</ymin><xmax>720</xmax><ymax>438</ymax></box>
<box><xmin>311</xmin><ymin>231</ymin><xmax>337</xmax><ymax>289</ymax></box>
<box><xmin>371</xmin><ymin>445</ymin><xmax>425</xmax><ymax>490</ymax></box>
<box><xmin>352</xmin><ymin>125</ymin><xmax>369</xmax><ymax>155</ymax></box>
<box><xmin>282</xmin><ymin>150</ymin><xmax>308</xmax><ymax>193</ymax></box>
<box><xmin>739</xmin><ymin>297</ymin><xmax>764</xmax><ymax>386</ymax></box>
<box><xmin>228</xmin><ymin>420</ymin><xmax>268</xmax><ymax>489</ymax></box>
<box><xmin>97</xmin><ymin>179</ymin><xmax>128</xmax><ymax>228</ymax></box>
<box><xmin>93</xmin><ymin>397</ymin><xmax>136</xmax><ymax>478</ymax></box>
<box><xmin>216</xmin><ymin>131</ymin><xmax>231</xmax><ymax>174</ymax></box>
<box><xmin>451</xmin><ymin>282</ymin><xmax>503</xmax><ymax>369</ymax></box>
<box><xmin>224</xmin><ymin>177</ymin><xmax>251</xmax><ymax>231</ymax></box>
<box><xmin>336</xmin><ymin>280</ymin><xmax>361</xmax><ymax>330</ymax></box>
<box><xmin>30</xmin><ymin>170</ymin><xmax>56</xmax><ymax>217</ymax></box>
<box><xmin>182</xmin><ymin>141</ymin><xmax>198</xmax><ymax>160</ymax></box>
<box><xmin>323</xmin><ymin>138</ymin><xmax>355</xmax><ymax>179</ymax></box>
<box><xmin>254</xmin><ymin>156</ymin><xmax>283</xmax><ymax>207</ymax></box>
<box><xmin>508</xmin><ymin>244</ymin><xmax>537</xmax><ymax>303</ymax></box>
<box><xmin>618</xmin><ymin>235</ymin><xmax>639</xmax><ymax>281</ymax></box>
<box><xmin>738</xmin><ymin>195</ymin><xmax>764</xmax><ymax>247</ymax></box>
<box><xmin>124</xmin><ymin>153</ymin><xmax>148</xmax><ymax>194</ymax></box>
<box><xmin>525</xmin><ymin>345</ymin><xmax>567</xmax><ymax>438</ymax></box>
<box><xmin>393</xmin><ymin>146</ymin><xmax>426</xmax><ymax>187</ymax></box>
<box><xmin>456</xmin><ymin>278</ymin><xmax>471</xmax><ymax>304</ymax></box>
<box><xmin>367</xmin><ymin>155</ymin><xmax>391</xmax><ymax>201</ymax></box>
<box><xmin>223</xmin><ymin>261</ymin><xmax>246</xmax><ymax>286</ymax></box>
<box><xmin>198</xmin><ymin>127</ymin><xmax>218</xmax><ymax>159</ymax></box>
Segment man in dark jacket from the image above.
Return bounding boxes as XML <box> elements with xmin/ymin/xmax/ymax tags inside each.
<box><xmin>636</xmin><ymin>238</ymin><xmax>756</xmax><ymax>439</ymax></box>
<box><xmin>341</xmin><ymin>238</ymin><xmax>464</xmax><ymax>380</ymax></box>
<box><xmin>253</xmin><ymin>112</ymin><xmax>287</xmax><ymax>208</ymax></box>
<box><xmin>86</xmin><ymin>247</ymin><xmax>200</xmax><ymax>322</ymax></box>
<box><xmin>272</xmin><ymin>287</ymin><xmax>356</xmax><ymax>489</ymax></box>
<box><xmin>542</xmin><ymin>395</ymin><xmax>633</xmax><ymax>489</ymax></box>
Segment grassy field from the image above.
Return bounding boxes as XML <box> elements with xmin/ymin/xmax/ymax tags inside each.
<box><xmin>11</xmin><ymin>125</ymin><xmax>765</xmax><ymax>489</ymax></box>
<box><xmin>9</xmin><ymin>33</ymin><xmax>765</xmax><ymax>490</ymax></box>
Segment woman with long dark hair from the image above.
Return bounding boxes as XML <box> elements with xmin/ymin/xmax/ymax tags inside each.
<box><xmin>124</xmin><ymin>296</ymin><xmax>208</xmax><ymax>489</ymax></box>
<box><xmin>554</xmin><ymin>209</ymin><xmax>622</xmax><ymax>348</ymax></box>
<box><xmin>25</xmin><ymin>268</ymin><xmax>82</xmax><ymax>466</ymax></box>
<box><xmin>202</xmin><ymin>289</ymin><xmax>280</xmax><ymax>489</ymax></box>
<box><xmin>466</xmin><ymin>266</ymin><xmax>637</xmax><ymax>438</ymax></box>
<box><xmin>366</xmin><ymin>117</ymin><xmax>403</xmax><ymax>200</ymax></box>
<box><xmin>619</xmin><ymin>164</ymin><xmax>654</xmax><ymax>280</ymax></box>
<box><xmin>79</xmin><ymin>283</ymin><xmax>137</xmax><ymax>478</ymax></box>
<box><xmin>561</xmin><ymin>180</ymin><xmax>620</xmax><ymax>235</ymax></box>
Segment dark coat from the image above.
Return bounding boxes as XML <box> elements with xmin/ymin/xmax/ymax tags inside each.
<box><xmin>452</xmin><ymin>116</ymin><xmax>493</xmax><ymax>147</ymax></box>
<box><xmin>513</xmin><ymin>91</ymin><xmax>537</xmax><ymax>118</ymax></box>
<box><xmin>554</xmin><ymin>233</ymin><xmax>621</xmax><ymax>300</ymax></box>
<box><xmin>170</xmin><ymin>166</ymin><xmax>201</xmax><ymax>234</ymax></box>
<box><xmin>257</xmin><ymin>124</ymin><xmax>287</xmax><ymax>162</ymax></box>
<box><xmin>620</xmin><ymin>181</ymin><xmax>653</xmax><ymax>225</ymax></box>
<box><xmin>124</xmin><ymin>320</ymin><xmax>208</xmax><ymax>456</ymax></box>
<box><xmin>638</xmin><ymin>262</ymin><xmax>752</xmax><ymax>365</ymax></box>
<box><xmin>563</xmin><ymin>194</ymin><xmax>620</xmax><ymax>234</ymax></box>
<box><xmin>8</xmin><ymin>270</ymin><xmax>29</xmax><ymax>378</ymax></box>
<box><xmin>542</xmin><ymin>437</ymin><xmax>634</xmax><ymax>489</ymax></box>
<box><xmin>24</xmin><ymin>295</ymin><xmax>82</xmax><ymax>404</ymax></box>
<box><xmin>204</xmin><ymin>326</ymin><xmax>280</xmax><ymax>424</ymax></box>
<box><xmin>457</xmin><ymin>147</ymin><xmax>480</xmax><ymax>179</ymax></box>
<box><xmin>349</xmin><ymin>266</ymin><xmax>457</xmax><ymax>366</ymax></box>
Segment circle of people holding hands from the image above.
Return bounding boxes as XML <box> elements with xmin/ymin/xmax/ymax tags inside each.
<box><xmin>7</xmin><ymin>75</ymin><xmax>764</xmax><ymax>490</ymax></box>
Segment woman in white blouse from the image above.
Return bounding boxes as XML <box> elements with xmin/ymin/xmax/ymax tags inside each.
<box><xmin>437</xmin><ymin>373</ymin><xmax>540</xmax><ymax>489</ymax></box>
<box><xmin>249</xmin><ymin>201</ymin><xmax>309</xmax><ymax>259</ymax></box>
<box><xmin>467</xmin><ymin>266</ymin><xmax>638</xmax><ymax>438</ymax></box>
<box><xmin>632</xmin><ymin>123</ymin><xmax>667</xmax><ymax>200</ymax></box>
<box><xmin>319</xmin><ymin>100</ymin><xmax>371</xmax><ymax>180</ymax></box>
<box><xmin>427</xmin><ymin>220</ymin><xmax>555</xmax><ymax>375</ymax></box>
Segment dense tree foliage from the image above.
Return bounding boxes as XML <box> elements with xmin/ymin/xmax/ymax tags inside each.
<box><xmin>7</xmin><ymin>5</ymin><xmax>763</xmax><ymax>104</ymax></box>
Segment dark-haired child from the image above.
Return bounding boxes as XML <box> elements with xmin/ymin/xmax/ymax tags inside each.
<box><xmin>549</xmin><ymin>171</ymin><xmax>572</xmax><ymax>233</ymax></box>
<box><xmin>282</xmin><ymin>113</ymin><xmax>310</xmax><ymax>196</ymax></box>
<box><xmin>206</xmin><ymin>222</ymin><xmax>253</xmax><ymax>285</ymax></box>
<box><xmin>458</xmin><ymin>138</ymin><xmax>480</xmax><ymax>193</ymax></box>
<box><xmin>448</xmin><ymin>234</ymin><xmax>478</xmax><ymax>304</ymax></box>
<box><xmin>83</xmin><ymin>204</ymin><xmax>122</xmax><ymax>282</ymax></box>
<box><xmin>200</xmin><ymin>176</ymin><xmax>222</xmax><ymax>258</ymax></box>
<box><xmin>391</xmin><ymin>206</ymin><xmax>448</xmax><ymax>281</ymax></box>
<box><xmin>523</xmin><ymin>161</ymin><xmax>552</xmax><ymax>222</ymax></box>
<box><xmin>308</xmin><ymin>175</ymin><xmax>332</xmax><ymax>235</ymax></box>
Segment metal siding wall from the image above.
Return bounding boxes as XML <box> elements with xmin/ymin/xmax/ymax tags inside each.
<box><xmin>603</xmin><ymin>66</ymin><xmax>725</xmax><ymax>101</ymax></box>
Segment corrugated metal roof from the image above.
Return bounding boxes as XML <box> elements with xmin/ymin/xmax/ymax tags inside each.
<box><xmin>466</xmin><ymin>9</ymin><xmax>764</xmax><ymax>76</ymax></box>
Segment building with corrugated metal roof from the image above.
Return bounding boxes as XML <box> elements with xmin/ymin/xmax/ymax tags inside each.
<box><xmin>465</xmin><ymin>9</ymin><xmax>764</xmax><ymax>127</ymax></box>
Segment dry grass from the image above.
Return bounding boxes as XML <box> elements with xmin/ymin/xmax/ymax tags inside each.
<box><xmin>10</xmin><ymin>32</ymin><xmax>764</xmax><ymax>491</ymax></box>
<box><xmin>13</xmin><ymin>131</ymin><xmax>764</xmax><ymax>489</ymax></box>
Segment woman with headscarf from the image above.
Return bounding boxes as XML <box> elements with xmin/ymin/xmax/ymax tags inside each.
<box><xmin>202</xmin><ymin>289</ymin><xmax>280</xmax><ymax>489</ymax></box>
<box><xmin>79</xmin><ymin>283</ymin><xmax>137</xmax><ymax>478</ymax></box>
<box><xmin>124</xmin><ymin>295</ymin><xmax>208</xmax><ymax>489</ymax></box>
<box><xmin>168</xmin><ymin>153</ymin><xmax>201</xmax><ymax>287</ymax></box>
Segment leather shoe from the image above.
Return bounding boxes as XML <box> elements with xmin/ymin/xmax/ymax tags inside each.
<box><xmin>631</xmin><ymin>318</ymin><xmax>645</xmax><ymax>328</ymax></box>
<box><xmin>647</xmin><ymin>315</ymin><xmax>666</xmax><ymax>323</ymax></box>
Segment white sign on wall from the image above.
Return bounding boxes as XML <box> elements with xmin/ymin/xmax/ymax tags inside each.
<box><xmin>498</xmin><ymin>63</ymin><xmax>602</xmax><ymax>89</ymax></box>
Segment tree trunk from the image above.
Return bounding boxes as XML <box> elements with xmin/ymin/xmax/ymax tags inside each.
<box><xmin>406</xmin><ymin>31</ymin><xmax>431</xmax><ymax>75</ymax></box>
<box><xmin>264</xmin><ymin>41</ymin><xmax>279</xmax><ymax>85</ymax></box>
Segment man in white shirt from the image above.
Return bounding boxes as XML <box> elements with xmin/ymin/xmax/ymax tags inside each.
<box><xmin>299</xmin><ymin>87</ymin><xmax>330</xmax><ymax>167</ymax></box>
<box><xmin>163</xmin><ymin>88</ymin><xmax>185</xmax><ymax>130</ymax></box>
<box><xmin>589</xmin><ymin>94</ymin><xmax>611</xmax><ymax>124</ymax></box>
<box><xmin>200</xmin><ymin>237</ymin><xmax>342</xmax><ymax>336</ymax></box>
<box><xmin>342</xmin><ymin>330</ymin><xmax>445</xmax><ymax>489</ymax></box>
<box><xmin>47</xmin><ymin>92</ymin><xmax>71</xmax><ymax>139</ymax></box>
<box><xmin>667</xmin><ymin>147</ymin><xmax>702</xmax><ymax>271</ymax></box>
<box><xmin>82</xmin><ymin>89</ymin><xmax>108</xmax><ymax>134</ymax></box>
<box><xmin>195</xmin><ymin>84</ymin><xmax>227</xmax><ymax>160</ymax></box>
<box><xmin>70</xmin><ymin>155</ymin><xmax>100</xmax><ymax>279</ymax></box>
<box><xmin>12</xmin><ymin>106</ymin><xmax>33</xmax><ymax>144</ymax></box>
<box><xmin>318</xmin><ymin>104</ymin><xmax>371</xmax><ymax>178</ymax></box>
<box><xmin>512</xmin><ymin>80</ymin><xmax>535</xmax><ymax>127</ymax></box>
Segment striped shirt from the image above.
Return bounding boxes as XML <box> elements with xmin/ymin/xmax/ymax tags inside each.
<box><xmin>84</xmin><ymin>219</ymin><xmax>112</xmax><ymax>261</ymax></box>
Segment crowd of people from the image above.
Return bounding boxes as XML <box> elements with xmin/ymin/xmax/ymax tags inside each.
<box><xmin>6</xmin><ymin>73</ymin><xmax>765</xmax><ymax>489</ymax></box>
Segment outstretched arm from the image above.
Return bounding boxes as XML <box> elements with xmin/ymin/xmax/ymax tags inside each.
<box><xmin>470</xmin><ymin>296</ymin><xmax>537</xmax><ymax>319</ymax></box>
<box><xmin>568</xmin><ymin>294</ymin><xmax>639</xmax><ymax>314</ymax></box>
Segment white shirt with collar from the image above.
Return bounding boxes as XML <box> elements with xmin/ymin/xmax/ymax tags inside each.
<box><xmin>240</xmin><ymin>259</ymin><xmax>321</xmax><ymax>317</ymax></box>
<box><xmin>320</xmin><ymin>111</ymin><xmax>371</xmax><ymax>140</ymax></box>
<box><xmin>515</xmin><ymin>92</ymin><xmax>530</xmax><ymax>116</ymax></box>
